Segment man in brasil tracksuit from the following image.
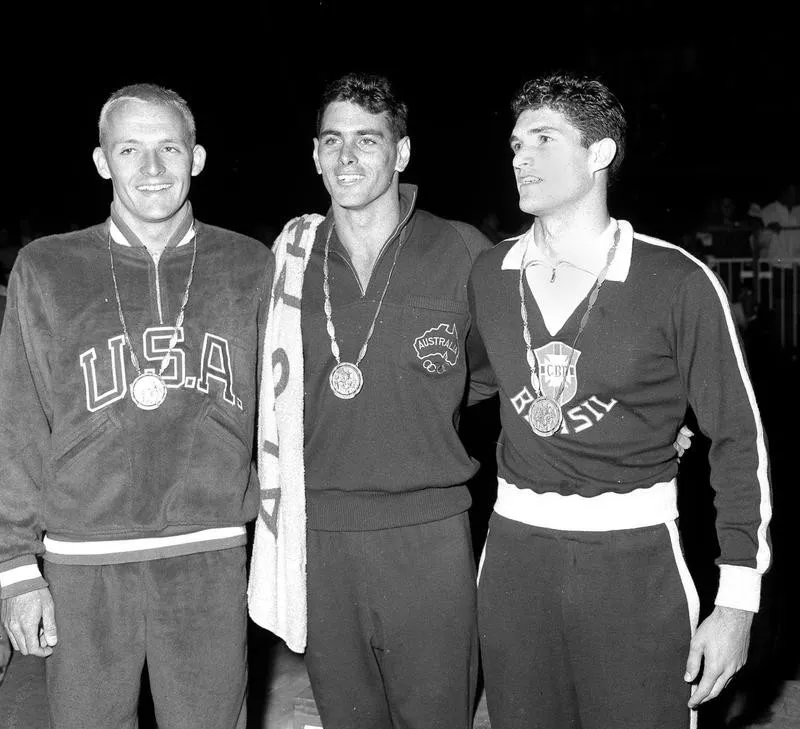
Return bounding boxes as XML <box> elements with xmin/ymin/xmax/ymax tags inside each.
<box><xmin>469</xmin><ymin>71</ymin><xmax>772</xmax><ymax>729</ymax></box>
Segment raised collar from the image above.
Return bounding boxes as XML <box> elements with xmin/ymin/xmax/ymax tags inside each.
<box><xmin>501</xmin><ymin>218</ymin><xmax>633</xmax><ymax>282</ymax></box>
<box><xmin>396</xmin><ymin>183</ymin><xmax>418</xmax><ymax>224</ymax></box>
<box><xmin>108</xmin><ymin>204</ymin><xmax>196</xmax><ymax>249</ymax></box>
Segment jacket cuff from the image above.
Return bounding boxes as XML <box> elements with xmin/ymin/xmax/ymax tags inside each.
<box><xmin>0</xmin><ymin>561</ymin><xmax>47</xmax><ymax>600</ymax></box>
<box><xmin>714</xmin><ymin>564</ymin><xmax>761</xmax><ymax>613</ymax></box>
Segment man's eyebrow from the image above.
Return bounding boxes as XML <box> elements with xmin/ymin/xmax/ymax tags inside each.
<box><xmin>509</xmin><ymin>125</ymin><xmax>561</xmax><ymax>143</ymax></box>
<box><xmin>319</xmin><ymin>128</ymin><xmax>387</xmax><ymax>137</ymax></box>
<box><xmin>113</xmin><ymin>137</ymin><xmax>186</xmax><ymax>145</ymax></box>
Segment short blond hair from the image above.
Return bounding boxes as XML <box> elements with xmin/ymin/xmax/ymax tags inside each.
<box><xmin>98</xmin><ymin>83</ymin><xmax>196</xmax><ymax>148</ymax></box>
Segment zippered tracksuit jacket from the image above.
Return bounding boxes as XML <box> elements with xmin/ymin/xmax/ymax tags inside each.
<box><xmin>0</xmin><ymin>209</ymin><xmax>273</xmax><ymax>729</ymax></box>
<box><xmin>300</xmin><ymin>184</ymin><xmax>494</xmax><ymax>729</ymax></box>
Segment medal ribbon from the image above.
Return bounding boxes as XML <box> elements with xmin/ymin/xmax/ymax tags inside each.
<box><xmin>108</xmin><ymin>230</ymin><xmax>197</xmax><ymax>379</ymax></box>
<box><xmin>518</xmin><ymin>225</ymin><xmax>620</xmax><ymax>404</ymax></box>
<box><xmin>322</xmin><ymin>223</ymin><xmax>406</xmax><ymax>370</ymax></box>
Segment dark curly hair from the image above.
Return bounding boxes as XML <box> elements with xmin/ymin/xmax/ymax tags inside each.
<box><xmin>512</xmin><ymin>72</ymin><xmax>626</xmax><ymax>179</ymax></box>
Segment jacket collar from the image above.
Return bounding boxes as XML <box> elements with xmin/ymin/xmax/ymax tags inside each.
<box><xmin>108</xmin><ymin>203</ymin><xmax>195</xmax><ymax>249</ymax></box>
<box><xmin>323</xmin><ymin>183</ymin><xmax>419</xmax><ymax>246</ymax></box>
<box><xmin>501</xmin><ymin>218</ymin><xmax>633</xmax><ymax>282</ymax></box>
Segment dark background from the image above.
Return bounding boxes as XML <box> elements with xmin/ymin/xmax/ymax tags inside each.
<box><xmin>2</xmin><ymin>1</ymin><xmax>797</xmax><ymax>726</ymax></box>
<box><xmin>1</xmin><ymin>1</ymin><xmax>797</xmax><ymax>245</ymax></box>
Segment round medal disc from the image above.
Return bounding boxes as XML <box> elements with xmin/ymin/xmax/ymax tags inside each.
<box><xmin>131</xmin><ymin>373</ymin><xmax>168</xmax><ymax>411</ymax></box>
<box><xmin>528</xmin><ymin>395</ymin><xmax>563</xmax><ymax>437</ymax></box>
<box><xmin>329</xmin><ymin>362</ymin><xmax>363</xmax><ymax>400</ymax></box>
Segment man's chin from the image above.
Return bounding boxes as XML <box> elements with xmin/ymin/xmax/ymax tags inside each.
<box><xmin>332</xmin><ymin>194</ymin><xmax>372</xmax><ymax>212</ymax></box>
<box><xmin>131</xmin><ymin>201</ymin><xmax>189</xmax><ymax>225</ymax></box>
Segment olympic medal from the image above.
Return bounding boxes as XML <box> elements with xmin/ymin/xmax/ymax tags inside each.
<box><xmin>329</xmin><ymin>362</ymin><xmax>364</xmax><ymax>400</ymax></box>
<box><xmin>528</xmin><ymin>395</ymin><xmax>562</xmax><ymax>437</ymax></box>
<box><xmin>131</xmin><ymin>373</ymin><xmax>168</xmax><ymax>410</ymax></box>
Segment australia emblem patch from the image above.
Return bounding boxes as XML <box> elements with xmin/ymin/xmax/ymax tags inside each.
<box><xmin>414</xmin><ymin>322</ymin><xmax>460</xmax><ymax>374</ymax></box>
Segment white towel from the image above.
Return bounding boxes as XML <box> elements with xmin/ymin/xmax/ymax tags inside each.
<box><xmin>247</xmin><ymin>214</ymin><xmax>324</xmax><ymax>653</ymax></box>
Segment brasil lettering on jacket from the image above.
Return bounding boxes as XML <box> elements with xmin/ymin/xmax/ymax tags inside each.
<box><xmin>506</xmin><ymin>341</ymin><xmax>618</xmax><ymax>435</ymax></box>
<box><xmin>511</xmin><ymin>386</ymin><xmax>617</xmax><ymax>435</ymax></box>
<box><xmin>79</xmin><ymin>326</ymin><xmax>241</xmax><ymax>413</ymax></box>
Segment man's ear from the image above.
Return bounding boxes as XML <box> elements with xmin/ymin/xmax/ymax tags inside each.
<box><xmin>93</xmin><ymin>147</ymin><xmax>111</xmax><ymax>179</ymax></box>
<box><xmin>312</xmin><ymin>139</ymin><xmax>322</xmax><ymax>174</ymax></box>
<box><xmin>394</xmin><ymin>136</ymin><xmax>411</xmax><ymax>172</ymax></box>
<box><xmin>589</xmin><ymin>138</ymin><xmax>617</xmax><ymax>174</ymax></box>
<box><xmin>191</xmin><ymin>145</ymin><xmax>207</xmax><ymax>176</ymax></box>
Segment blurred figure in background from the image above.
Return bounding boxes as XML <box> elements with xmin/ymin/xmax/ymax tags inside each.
<box><xmin>759</xmin><ymin>182</ymin><xmax>800</xmax><ymax>266</ymax></box>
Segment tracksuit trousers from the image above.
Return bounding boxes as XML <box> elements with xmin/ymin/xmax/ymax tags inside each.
<box><xmin>478</xmin><ymin>512</ymin><xmax>699</xmax><ymax>729</ymax></box>
<box><xmin>305</xmin><ymin>512</ymin><xmax>479</xmax><ymax>729</ymax></box>
<box><xmin>43</xmin><ymin>547</ymin><xmax>248</xmax><ymax>729</ymax></box>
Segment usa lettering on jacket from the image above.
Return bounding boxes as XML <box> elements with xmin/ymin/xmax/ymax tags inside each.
<box><xmin>80</xmin><ymin>326</ymin><xmax>240</xmax><ymax>412</ymax></box>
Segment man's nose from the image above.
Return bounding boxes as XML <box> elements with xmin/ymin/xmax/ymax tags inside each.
<box><xmin>142</xmin><ymin>150</ymin><xmax>166</xmax><ymax>176</ymax></box>
<box><xmin>513</xmin><ymin>148</ymin><xmax>531</xmax><ymax>171</ymax></box>
<box><xmin>339</xmin><ymin>141</ymin><xmax>356</xmax><ymax>165</ymax></box>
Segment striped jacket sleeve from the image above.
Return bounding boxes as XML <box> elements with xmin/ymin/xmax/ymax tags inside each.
<box><xmin>673</xmin><ymin>265</ymin><xmax>771</xmax><ymax>612</ymax></box>
<box><xmin>0</xmin><ymin>257</ymin><xmax>51</xmax><ymax>599</ymax></box>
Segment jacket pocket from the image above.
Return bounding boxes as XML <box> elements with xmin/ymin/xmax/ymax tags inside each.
<box><xmin>170</xmin><ymin>404</ymin><xmax>254</xmax><ymax>523</ymax></box>
<box><xmin>49</xmin><ymin>411</ymin><xmax>131</xmax><ymax>531</ymax></box>
<box><xmin>397</xmin><ymin>295</ymin><xmax>468</xmax><ymax>377</ymax></box>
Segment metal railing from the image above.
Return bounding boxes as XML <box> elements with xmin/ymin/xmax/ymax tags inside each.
<box><xmin>708</xmin><ymin>255</ymin><xmax>800</xmax><ymax>350</ymax></box>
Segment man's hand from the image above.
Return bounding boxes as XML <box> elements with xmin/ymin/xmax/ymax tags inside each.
<box><xmin>685</xmin><ymin>605</ymin><xmax>753</xmax><ymax>708</ymax></box>
<box><xmin>1</xmin><ymin>588</ymin><xmax>58</xmax><ymax>657</ymax></box>
<box><xmin>674</xmin><ymin>425</ymin><xmax>694</xmax><ymax>459</ymax></box>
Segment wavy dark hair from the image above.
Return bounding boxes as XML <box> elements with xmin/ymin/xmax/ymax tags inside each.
<box><xmin>317</xmin><ymin>72</ymin><xmax>408</xmax><ymax>142</ymax></box>
<box><xmin>512</xmin><ymin>72</ymin><xmax>626</xmax><ymax>179</ymax></box>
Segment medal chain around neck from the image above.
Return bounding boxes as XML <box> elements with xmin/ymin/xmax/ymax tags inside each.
<box><xmin>108</xmin><ymin>231</ymin><xmax>198</xmax><ymax>377</ymax></box>
<box><xmin>322</xmin><ymin>223</ymin><xmax>406</xmax><ymax>368</ymax></box>
<box><xmin>519</xmin><ymin>225</ymin><xmax>620</xmax><ymax>402</ymax></box>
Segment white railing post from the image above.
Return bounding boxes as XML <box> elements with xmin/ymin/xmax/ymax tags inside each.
<box><xmin>708</xmin><ymin>255</ymin><xmax>800</xmax><ymax>352</ymax></box>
